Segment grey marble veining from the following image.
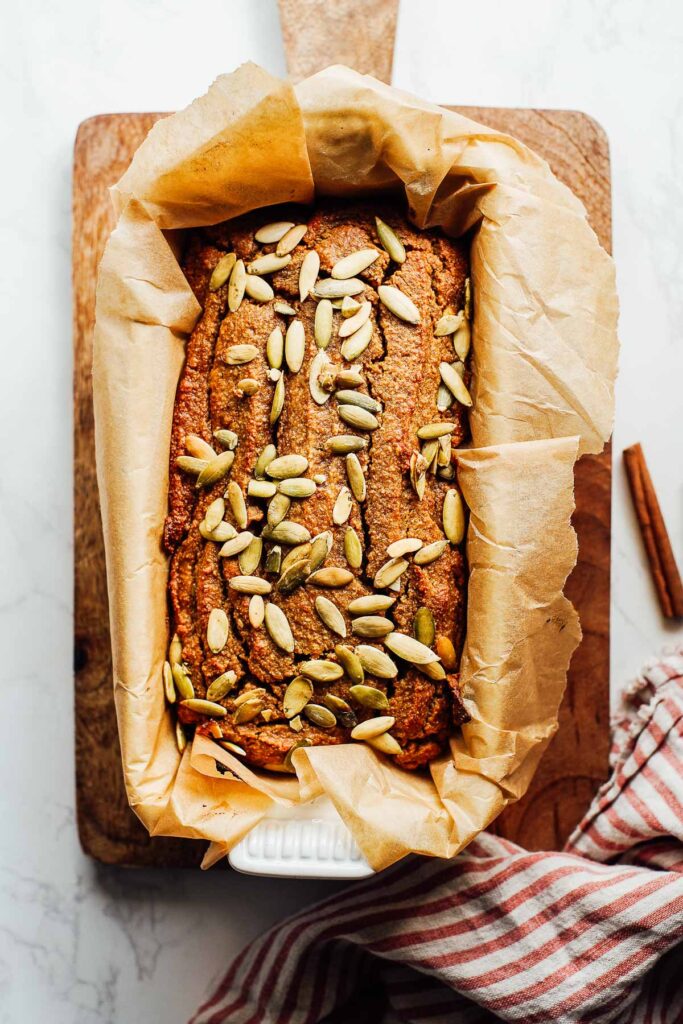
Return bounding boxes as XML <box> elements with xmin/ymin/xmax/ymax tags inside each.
<box><xmin>0</xmin><ymin>0</ymin><xmax>681</xmax><ymax>1020</ymax></box>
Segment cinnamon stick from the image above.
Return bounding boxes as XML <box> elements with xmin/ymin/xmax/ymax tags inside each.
<box><xmin>623</xmin><ymin>443</ymin><xmax>683</xmax><ymax>618</ymax></box>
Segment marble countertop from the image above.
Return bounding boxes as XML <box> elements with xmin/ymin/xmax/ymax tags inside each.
<box><xmin>1</xmin><ymin>0</ymin><xmax>681</xmax><ymax>1020</ymax></box>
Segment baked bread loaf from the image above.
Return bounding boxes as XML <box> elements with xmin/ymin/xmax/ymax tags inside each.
<box><xmin>164</xmin><ymin>201</ymin><xmax>472</xmax><ymax>771</ymax></box>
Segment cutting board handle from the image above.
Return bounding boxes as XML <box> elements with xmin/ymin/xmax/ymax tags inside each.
<box><xmin>277</xmin><ymin>0</ymin><xmax>399</xmax><ymax>82</ymax></box>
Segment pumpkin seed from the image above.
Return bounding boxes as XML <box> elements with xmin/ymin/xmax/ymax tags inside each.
<box><xmin>254</xmin><ymin>444</ymin><xmax>276</xmax><ymax>479</ymax></box>
<box><xmin>270</xmin><ymin>374</ymin><xmax>285</xmax><ymax>424</ymax></box>
<box><xmin>332</xmin><ymin>486</ymin><xmax>353</xmax><ymax>525</ymax></box>
<box><xmin>436</xmin><ymin>635</ymin><xmax>457</xmax><ymax>670</ymax></box>
<box><xmin>464</xmin><ymin>277</ymin><xmax>472</xmax><ymax>319</ymax></box>
<box><xmin>343</xmin><ymin>527</ymin><xmax>363</xmax><ymax>569</ymax></box>
<box><xmin>308</xmin><ymin>566</ymin><xmax>353</xmax><ymax>588</ymax></box>
<box><xmin>182</xmin><ymin>698</ymin><xmax>227</xmax><ymax>718</ymax></box>
<box><xmin>185</xmin><ymin>434</ymin><xmax>217</xmax><ymax>460</ymax></box>
<box><xmin>453</xmin><ymin>320</ymin><xmax>471</xmax><ymax>361</ymax></box>
<box><xmin>266</xmin><ymin>454</ymin><xmax>309</xmax><ymax>479</ymax></box>
<box><xmin>163</xmin><ymin>661</ymin><xmax>175</xmax><ymax>703</ymax></box>
<box><xmin>315</xmin><ymin>596</ymin><xmax>347</xmax><ymax>637</ymax></box>
<box><xmin>386</xmin><ymin>538</ymin><xmax>423</xmax><ymax>558</ymax></box>
<box><xmin>227</xmin><ymin>259</ymin><xmax>246</xmax><ymax>312</ymax></box>
<box><xmin>300</xmin><ymin>660</ymin><xmax>344</xmax><ymax>682</ymax></box>
<box><xmin>233</xmin><ymin>687</ymin><xmax>266</xmax><ymax>709</ymax></box>
<box><xmin>264</xmin><ymin>546</ymin><xmax>282</xmax><ymax>574</ymax></box>
<box><xmin>263</xmin><ymin>520</ymin><xmax>311</xmax><ymax>545</ymax></box>
<box><xmin>283</xmin><ymin>676</ymin><xmax>314</xmax><ymax>718</ymax></box>
<box><xmin>314</xmin><ymin>278</ymin><xmax>365</xmax><ymax>299</ymax></box>
<box><xmin>327</xmin><ymin>435</ymin><xmax>368</xmax><ymax>454</ymax></box>
<box><xmin>304</xmin><ymin>704</ymin><xmax>337</xmax><ymax>729</ymax></box>
<box><xmin>171</xmin><ymin>663</ymin><xmax>194</xmax><ymax>699</ymax></box>
<box><xmin>244</xmin><ymin>274</ymin><xmax>274</xmax><ymax>302</ymax></box>
<box><xmin>374</xmin><ymin>557</ymin><xmax>409</xmax><ymax>588</ymax></box>
<box><xmin>409</xmin><ymin>450</ymin><xmax>427</xmax><ymax>500</ymax></box>
<box><xmin>254</xmin><ymin>220</ymin><xmax>294</xmax><ymax>244</ymax></box>
<box><xmin>438</xmin><ymin>464</ymin><xmax>455</xmax><ymax>481</ymax></box>
<box><xmin>352</xmin><ymin>616</ymin><xmax>394</xmax><ymax>638</ymax></box>
<box><xmin>207</xmin><ymin>670</ymin><xmax>237</xmax><ymax>701</ymax></box>
<box><xmin>219</xmin><ymin>740</ymin><xmax>247</xmax><ymax>757</ymax></box>
<box><xmin>234</xmin><ymin>699</ymin><xmax>263</xmax><ymax>723</ymax></box>
<box><xmin>437</xmin><ymin>382</ymin><xmax>454</xmax><ymax>411</ymax></box>
<box><xmin>438</xmin><ymin>435</ymin><xmax>452</xmax><ymax>467</ymax></box>
<box><xmin>378</xmin><ymin>285</ymin><xmax>420</xmax><ymax>324</ymax></box>
<box><xmin>344</xmin><ymin>455</ymin><xmax>366</xmax><ymax>504</ymax></box>
<box><xmin>169</xmin><ymin>633</ymin><xmax>182</xmax><ymax>666</ymax></box>
<box><xmin>237</xmin><ymin>377</ymin><xmax>260</xmax><ymax>396</ymax></box>
<box><xmin>299</xmin><ymin>249</ymin><xmax>320</xmax><ymax>301</ymax></box>
<box><xmin>310</xmin><ymin>531</ymin><xmax>333</xmax><ymax>571</ymax></box>
<box><xmin>439</xmin><ymin>362</ymin><xmax>473</xmax><ymax>406</ymax></box>
<box><xmin>351</xmin><ymin>716</ymin><xmax>395</xmax><ymax>740</ymax></box>
<box><xmin>269</xmin><ymin>368</ymin><xmax>282</xmax><ymax>382</ymax></box>
<box><xmin>340</xmin><ymin>320</ymin><xmax>373</xmax><ymax>361</ymax></box>
<box><xmin>267</xmin><ymin>493</ymin><xmax>291</xmax><ymax>528</ymax></box>
<box><xmin>384</xmin><ymin>631</ymin><xmax>439</xmax><ymax>665</ymax></box>
<box><xmin>367</xmin><ymin>732</ymin><xmax>402</xmax><ymax>755</ymax></box>
<box><xmin>355</xmin><ymin>644</ymin><xmax>398</xmax><ymax>679</ymax></box>
<box><xmin>339</xmin><ymin>301</ymin><xmax>371</xmax><ymax>337</ymax></box>
<box><xmin>434</xmin><ymin>312</ymin><xmax>462</xmax><ymax>337</ymax></box>
<box><xmin>274</xmin><ymin>300</ymin><xmax>296</xmax><ymax>316</ymax></box>
<box><xmin>248</xmin><ymin>595</ymin><xmax>265</xmax><ymax>628</ymax></box>
<box><xmin>338</xmin><ymin>405</ymin><xmax>378</xmax><ymax>432</ymax></box>
<box><xmin>323</xmin><ymin>692</ymin><xmax>352</xmax><ymax>713</ymax></box>
<box><xmin>278</xmin><ymin>477</ymin><xmax>317</xmax><ymax>498</ymax></box>
<box><xmin>335</xmin><ymin>390</ymin><xmax>380</xmax><ymax>414</ymax></box>
<box><xmin>229</xmin><ymin>576</ymin><xmax>272</xmax><ymax>595</ymax></box>
<box><xmin>422</xmin><ymin>439</ymin><xmax>439</xmax><ymax>472</ymax></box>
<box><xmin>314</xmin><ymin>299</ymin><xmax>333</xmax><ymax>349</ymax></box>
<box><xmin>280</xmin><ymin>542</ymin><xmax>311</xmax><ymax>574</ymax></box>
<box><xmin>289</xmin><ymin>715</ymin><xmax>303</xmax><ymax>732</ymax></box>
<box><xmin>213</xmin><ymin>428</ymin><xmax>239</xmax><ymax>450</ymax></box>
<box><xmin>284</xmin><ymin>737</ymin><xmax>312</xmax><ymax>771</ymax></box>
<box><xmin>309</xmin><ymin>348</ymin><xmax>332</xmax><ymax>405</ymax></box>
<box><xmin>335</xmin><ymin>368</ymin><xmax>364</xmax><ymax>388</ymax></box>
<box><xmin>264</xmin><ymin>602</ymin><xmax>295</xmax><ymax>653</ymax></box>
<box><xmin>266</xmin><ymin>327</ymin><xmax>284</xmax><ymax>369</ymax></box>
<box><xmin>227</xmin><ymin>479</ymin><xmax>248</xmax><ymax>525</ymax></box>
<box><xmin>209</xmin><ymin>252</ymin><xmax>237</xmax><ymax>291</ymax></box>
<box><xmin>176</xmin><ymin>455</ymin><xmax>208</xmax><ymax>476</ymax></box>
<box><xmin>285</xmin><ymin>320</ymin><xmax>305</xmax><ymax>373</ymax></box>
<box><xmin>248</xmin><ymin>252</ymin><xmax>291</xmax><ymax>275</ymax></box>
<box><xmin>418</xmin><ymin>422</ymin><xmax>456</xmax><ymax>440</ymax></box>
<box><xmin>341</xmin><ymin>296</ymin><xmax>361</xmax><ymax>317</ymax></box>
<box><xmin>334</xmin><ymin>644</ymin><xmax>365</xmax><ymax>684</ymax></box>
<box><xmin>276</xmin><ymin>223</ymin><xmax>307</xmax><ymax>256</ymax></box>
<box><xmin>414</xmin><ymin>607</ymin><xmax>436</xmax><ymax>646</ymax></box>
<box><xmin>419</xmin><ymin>661</ymin><xmax>446</xmax><ymax>681</ymax></box>
<box><xmin>239</xmin><ymin>536</ymin><xmax>262</xmax><ymax>575</ymax></box>
<box><xmin>331</xmin><ymin>248</ymin><xmax>379</xmax><ymax>280</ymax></box>
<box><xmin>277</xmin><ymin>558</ymin><xmax>311</xmax><ymax>594</ymax></box>
<box><xmin>443</xmin><ymin>489</ymin><xmax>465</xmax><ymax>544</ymax></box>
<box><xmin>247</xmin><ymin>479</ymin><xmax>277</xmax><ymax>498</ymax></box>
<box><xmin>175</xmin><ymin>721</ymin><xmax>187</xmax><ymax>753</ymax></box>
<box><xmin>413</xmin><ymin>539</ymin><xmax>449</xmax><ymax>565</ymax></box>
<box><xmin>205</xmin><ymin>497</ymin><xmax>226</xmax><ymax>533</ymax></box>
<box><xmin>375</xmin><ymin>217</ymin><xmax>406</xmax><ymax>264</ymax></box>
<box><xmin>196</xmin><ymin>451</ymin><xmax>235</xmax><ymax>489</ymax></box>
<box><xmin>218</xmin><ymin>531</ymin><xmax>254</xmax><ymax>558</ymax></box>
<box><xmin>347</xmin><ymin>594</ymin><xmax>395</xmax><ymax>614</ymax></box>
<box><xmin>207</xmin><ymin>608</ymin><xmax>230</xmax><ymax>653</ymax></box>
<box><xmin>349</xmin><ymin>684</ymin><xmax>389</xmax><ymax>710</ymax></box>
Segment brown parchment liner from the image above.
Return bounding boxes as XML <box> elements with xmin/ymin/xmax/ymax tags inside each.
<box><xmin>93</xmin><ymin>63</ymin><xmax>618</xmax><ymax>872</ymax></box>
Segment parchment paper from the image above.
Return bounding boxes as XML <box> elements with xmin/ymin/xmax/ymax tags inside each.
<box><xmin>93</xmin><ymin>62</ymin><xmax>619</xmax><ymax>871</ymax></box>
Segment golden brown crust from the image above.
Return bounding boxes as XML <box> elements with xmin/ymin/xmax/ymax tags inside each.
<box><xmin>165</xmin><ymin>201</ymin><xmax>470</xmax><ymax>771</ymax></box>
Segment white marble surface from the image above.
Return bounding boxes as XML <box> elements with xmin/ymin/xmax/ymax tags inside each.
<box><xmin>1</xmin><ymin>0</ymin><xmax>681</xmax><ymax>1021</ymax></box>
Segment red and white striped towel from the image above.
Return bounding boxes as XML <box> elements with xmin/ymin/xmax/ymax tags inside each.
<box><xmin>192</xmin><ymin>648</ymin><xmax>683</xmax><ymax>1024</ymax></box>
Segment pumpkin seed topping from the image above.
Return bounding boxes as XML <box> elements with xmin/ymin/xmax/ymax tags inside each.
<box><xmin>247</xmin><ymin>479</ymin><xmax>277</xmax><ymax>499</ymax></box>
<box><xmin>310</xmin><ymin>531</ymin><xmax>333</xmax><ymax>571</ymax></box>
<box><xmin>207</xmin><ymin>608</ymin><xmax>230</xmax><ymax>653</ymax></box>
<box><xmin>355</xmin><ymin>645</ymin><xmax>398</xmax><ymax>679</ymax></box>
<box><xmin>284</xmin><ymin>737</ymin><xmax>313</xmax><ymax>771</ymax></box>
<box><xmin>333</xmin><ymin>486</ymin><xmax>353</xmax><ymax>525</ymax></box>
<box><xmin>340</xmin><ymin>319</ymin><xmax>373</xmax><ymax>361</ymax></box>
<box><xmin>205</xmin><ymin>497</ymin><xmax>226</xmax><ymax>533</ymax></box>
<box><xmin>218</xmin><ymin>530</ymin><xmax>254</xmax><ymax>558</ymax></box>
<box><xmin>420</xmin><ymin>661</ymin><xmax>446</xmax><ymax>681</ymax></box>
<box><xmin>304</xmin><ymin>704</ymin><xmax>337</xmax><ymax>729</ymax></box>
<box><xmin>176</xmin><ymin>455</ymin><xmax>208</xmax><ymax>476</ymax></box>
<box><xmin>383</xmin><ymin>631</ymin><xmax>439</xmax><ymax>665</ymax></box>
<box><xmin>276</xmin><ymin>223</ymin><xmax>308</xmax><ymax>256</ymax></box>
<box><xmin>331</xmin><ymin>248</ymin><xmax>380</xmax><ymax>280</ymax></box>
<box><xmin>349</xmin><ymin>684</ymin><xmax>389</xmax><ymax>710</ymax></box>
<box><xmin>309</xmin><ymin>348</ymin><xmax>332</xmax><ymax>405</ymax></box>
<box><xmin>283</xmin><ymin>676</ymin><xmax>314</xmax><ymax>718</ymax></box>
<box><xmin>163</xmin><ymin>661</ymin><xmax>175</xmax><ymax>703</ymax></box>
<box><xmin>185</xmin><ymin>434</ymin><xmax>217</xmax><ymax>460</ymax></box>
<box><xmin>213</xmin><ymin>428</ymin><xmax>239</xmax><ymax>451</ymax></box>
<box><xmin>270</xmin><ymin>374</ymin><xmax>286</xmax><ymax>424</ymax></box>
<box><xmin>314</xmin><ymin>596</ymin><xmax>347</xmax><ymax>637</ymax></box>
<box><xmin>248</xmin><ymin>252</ymin><xmax>292</xmax><ymax>275</ymax></box>
<box><xmin>343</xmin><ymin>527</ymin><xmax>363</xmax><ymax>569</ymax></box>
<box><xmin>281</xmin><ymin>542</ymin><xmax>311</xmax><ymax>574</ymax></box>
<box><xmin>439</xmin><ymin>361</ymin><xmax>473</xmax><ymax>406</ymax></box>
<box><xmin>218</xmin><ymin>740</ymin><xmax>247</xmax><ymax>757</ymax></box>
<box><xmin>264</xmin><ymin>602</ymin><xmax>295</xmax><ymax>653</ymax></box>
<box><xmin>378</xmin><ymin>285</ymin><xmax>420</xmax><ymax>324</ymax></box>
<box><xmin>277</xmin><ymin>558</ymin><xmax>311</xmax><ymax>595</ymax></box>
<box><xmin>314</xmin><ymin>299</ymin><xmax>333</xmax><ymax>349</ymax></box>
<box><xmin>335</xmin><ymin>390</ymin><xmax>381</xmax><ymax>414</ymax></box>
<box><xmin>209</xmin><ymin>252</ymin><xmax>237</xmax><ymax>291</ymax></box>
<box><xmin>367</xmin><ymin>732</ymin><xmax>402</xmax><ymax>755</ymax></box>
<box><xmin>289</xmin><ymin>715</ymin><xmax>303</xmax><ymax>733</ymax></box>
<box><xmin>195</xmin><ymin>451</ymin><xmax>235</xmax><ymax>489</ymax></box>
<box><xmin>339</xmin><ymin>301</ymin><xmax>371</xmax><ymax>337</ymax></box>
<box><xmin>417</xmin><ymin>422</ymin><xmax>456</xmax><ymax>440</ymax></box>
<box><xmin>299</xmin><ymin>249</ymin><xmax>320</xmax><ymax>301</ymax></box>
<box><xmin>207</xmin><ymin>670</ymin><xmax>238</xmax><ymax>701</ymax></box>
<box><xmin>226</xmin><ymin>480</ymin><xmax>248</xmax><ymax>529</ymax></box>
<box><xmin>273</xmin><ymin>300</ymin><xmax>296</xmax><ymax>316</ymax></box>
<box><xmin>264</xmin><ymin>545</ymin><xmax>282</xmax><ymax>574</ymax></box>
<box><xmin>254</xmin><ymin>221</ymin><xmax>294</xmax><ymax>244</ymax></box>
<box><xmin>266</xmin><ymin>327</ymin><xmax>284</xmax><ymax>370</ymax></box>
<box><xmin>375</xmin><ymin>217</ymin><xmax>406</xmax><ymax>263</ymax></box>
<box><xmin>443</xmin><ymin>489</ymin><xmax>465</xmax><ymax>544</ymax></box>
<box><xmin>335</xmin><ymin>368</ymin><xmax>364</xmax><ymax>389</ymax></box>
<box><xmin>341</xmin><ymin>295</ymin><xmax>362</xmax><ymax>317</ymax></box>
<box><xmin>374</xmin><ymin>557</ymin><xmax>409</xmax><ymax>589</ymax></box>
<box><xmin>327</xmin><ymin>435</ymin><xmax>368</xmax><ymax>454</ymax></box>
<box><xmin>285</xmin><ymin>320</ymin><xmax>306</xmax><ymax>373</ymax></box>
<box><xmin>436</xmin><ymin>635</ymin><xmax>457</xmax><ymax>670</ymax></box>
<box><xmin>351</xmin><ymin>716</ymin><xmax>395</xmax><ymax>740</ymax></box>
<box><xmin>266</xmin><ymin>454</ymin><xmax>309</xmax><ymax>479</ymax></box>
<box><xmin>300</xmin><ymin>660</ymin><xmax>344</xmax><ymax>682</ymax></box>
<box><xmin>345</xmin><ymin>452</ymin><xmax>366</xmax><ymax>502</ymax></box>
<box><xmin>347</xmin><ymin>594</ymin><xmax>395</xmax><ymax>614</ymax></box>
<box><xmin>233</xmin><ymin>687</ymin><xmax>266</xmax><ymax>709</ymax></box>
<box><xmin>334</xmin><ymin>644</ymin><xmax>365</xmax><ymax>685</ymax></box>
<box><xmin>413</xmin><ymin>539</ymin><xmax>449</xmax><ymax>565</ymax></box>
<box><xmin>229</xmin><ymin>576</ymin><xmax>272</xmax><ymax>595</ymax></box>
<box><xmin>234</xmin><ymin>698</ymin><xmax>263</xmax><ymax>723</ymax></box>
<box><xmin>266</xmin><ymin>493</ymin><xmax>291</xmax><ymax>528</ymax></box>
<box><xmin>386</xmin><ymin>537</ymin><xmax>423</xmax><ymax>558</ymax></box>
<box><xmin>254</xmin><ymin>443</ymin><xmax>277</xmax><ymax>479</ymax></box>
<box><xmin>182</xmin><ymin>698</ymin><xmax>227</xmax><ymax>718</ymax></box>
<box><xmin>243</xmin><ymin>275</ymin><xmax>274</xmax><ymax>302</ymax></box>
<box><xmin>437</xmin><ymin>382</ymin><xmax>454</xmax><ymax>412</ymax></box>
<box><xmin>453</xmin><ymin>320</ymin><xmax>471</xmax><ymax>361</ymax></box>
<box><xmin>237</xmin><ymin>377</ymin><xmax>260</xmax><ymax>397</ymax></box>
<box><xmin>338</xmin><ymin>405</ymin><xmax>379</xmax><ymax>432</ymax></box>
<box><xmin>352</xmin><ymin>616</ymin><xmax>394</xmax><ymax>638</ymax></box>
<box><xmin>434</xmin><ymin>312</ymin><xmax>463</xmax><ymax>337</ymax></box>
<box><xmin>308</xmin><ymin>566</ymin><xmax>354</xmax><ymax>588</ymax></box>
<box><xmin>314</xmin><ymin>277</ymin><xmax>365</xmax><ymax>299</ymax></box>
<box><xmin>171</xmin><ymin>663</ymin><xmax>194</xmax><ymax>700</ymax></box>
<box><xmin>278</xmin><ymin>477</ymin><xmax>317</xmax><ymax>498</ymax></box>
<box><xmin>262</xmin><ymin>520</ymin><xmax>311</xmax><ymax>545</ymax></box>
<box><xmin>169</xmin><ymin>633</ymin><xmax>182</xmax><ymax>666</ymax></box>
<box><xmin>409</xmin><ymin>450</ymin><xmax>427</xmax><ymax>500</ymax></box>
<box><xmin>414</xmin><ymin>606</ymin><xmax>436</xmax><ymax>647</ymax></box>
<box><xmin>248</xmin><ymin>595</ymin><xmax>265</xmax><ymax>628</ymax></box>
<box><xmin>228</xmin><ymin>259</ymin><xmax>246</xmax><ymax>312</ymax></box>
<box><xmin>175</xmin><ymin>722</ymin><xmax>187</xmax><ymax>753</ymax></box>
<box><xmin>239</xmin><ymin>536</ymin><xmax>262</xmax><ymax>575</ymax></box>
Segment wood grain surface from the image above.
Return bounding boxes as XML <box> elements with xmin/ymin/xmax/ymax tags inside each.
<box><xmin>73</xmin><ymin>102</ymin><xmax>612</xmax><ymax>868</ymax></box>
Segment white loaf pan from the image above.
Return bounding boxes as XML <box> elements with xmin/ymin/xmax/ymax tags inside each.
<box><xmin>229</xmin><ymin>795</ymin><xmax>374</xmax><ymax>879</ymax></box>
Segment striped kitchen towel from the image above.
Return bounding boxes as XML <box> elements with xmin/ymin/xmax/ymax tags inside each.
<box><xmin>192</xmin><ymin>647</ymin><xmax>683</xmax><ymax>1024</ymax></box>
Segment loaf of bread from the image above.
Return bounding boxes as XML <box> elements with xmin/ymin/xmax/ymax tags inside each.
<box><xmin>163</xmin><ymin>201</ymin><xmax>472</xmax><ymax>771</ymax></box>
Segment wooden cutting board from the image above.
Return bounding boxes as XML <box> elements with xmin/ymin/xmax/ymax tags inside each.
<box><xmin>73</xmin><ymin>102</ymin><xmax>612</xmax><ymax>867</ymax></box>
